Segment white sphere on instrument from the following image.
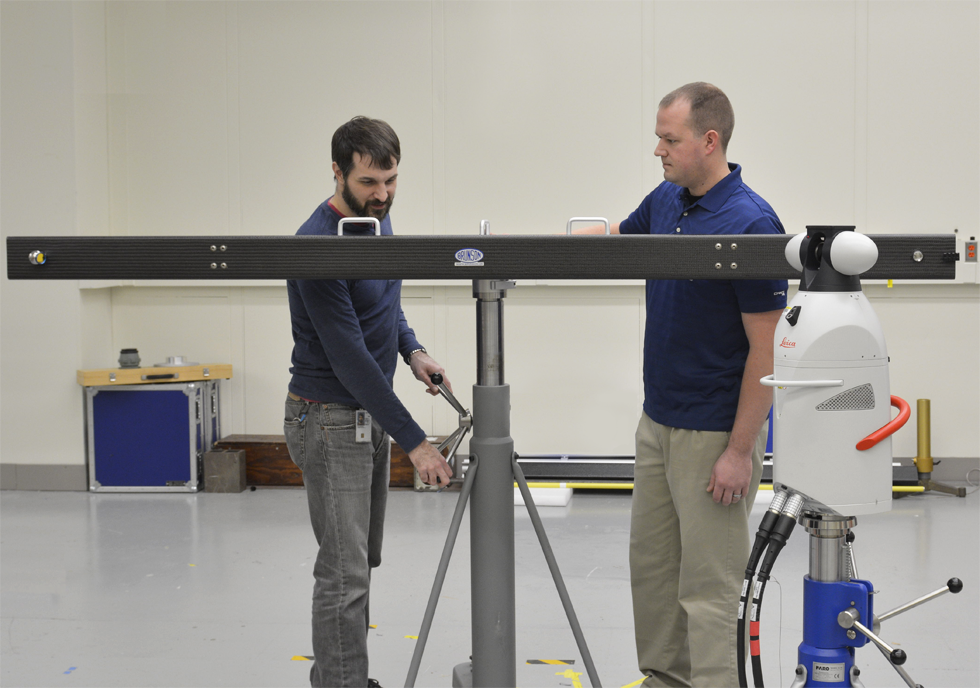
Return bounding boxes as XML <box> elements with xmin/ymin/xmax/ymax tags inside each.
<box><xmin>785</xmin><ymin>233</ymin><xmax>806</xmax><ymax>271</ymax></box>
<box><xmin>829</xmin><ymin>231</ymin><xmax>878</xmax><ymax>276</ymax></box>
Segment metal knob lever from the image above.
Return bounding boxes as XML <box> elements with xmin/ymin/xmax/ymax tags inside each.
<box><xmin>839</xmin><ymin>609</ymin><xmax>907</xmax><ymax>666</ymax></box>
<box><xmin>838</xmin><ymin>607</ymin><xmax>918</xmax><ymax>686</ymax></box>
<box><xmin>429</xmin><ymin>373</ymin><xmax>472</xmax><ymax>476</ymax></box>
<box><xmin>837</xmin><ymin>578</ymin><xmax>964</xmax><ymax>688</ymax></box>
<box><xmin>430</xmin><ymin>373</ymin><xmax>467</xmax><ymax>416</ymax></box>
<box><xmin>877</xmin><ymin>577</ymin><xmax>963</xmax><ymax>622</ymax></box>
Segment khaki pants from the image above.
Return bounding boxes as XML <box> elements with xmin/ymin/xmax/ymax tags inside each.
<box><xmin>630</xmin><ymin>413</ymin><xmax>765</xmax><ymax>688</ymax></box>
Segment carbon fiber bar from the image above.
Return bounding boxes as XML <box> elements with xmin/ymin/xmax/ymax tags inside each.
<box><xmin>6</xmin><ymin>234</ymin><xmax>956</xmax><ymax>281</ymax></box>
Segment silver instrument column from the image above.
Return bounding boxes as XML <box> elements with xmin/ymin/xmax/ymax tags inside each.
<box><xmin>455</xmin><ymin>278</ymin><xmax>517</xmax><ymax>687</ymax></box>
<box><xmin>802</xmin><ymin>514</ymin><xmax>857</xmax><ymax>583</ymax></box>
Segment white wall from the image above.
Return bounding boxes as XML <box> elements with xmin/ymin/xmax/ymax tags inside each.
<box><xmin>1</xmin><ymin>2</ymin><xmax>112</xmax><ymax>472</ymax></box>
<box><xmin>2</xmin><ymin>1</ymin><xmax>978</xmax><ymax>479</ymax></box>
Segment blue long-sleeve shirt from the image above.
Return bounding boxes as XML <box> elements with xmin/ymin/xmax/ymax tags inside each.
<box><xmin>287</xmin><ymin>199</ymin><xmax>427</xmax><ymax>452</ymax></box>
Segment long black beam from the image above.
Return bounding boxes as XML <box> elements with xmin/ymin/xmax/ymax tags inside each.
<box><xmin>6</xmin><ymin>234</ymin><xmax>956</xmax><ymax>281</ymax></box>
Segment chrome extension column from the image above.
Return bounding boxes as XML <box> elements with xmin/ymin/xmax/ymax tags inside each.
<box><xmin>453</xmin><ymin>278</ymin><xmax>516</xmax><ymax>688</ymax></box>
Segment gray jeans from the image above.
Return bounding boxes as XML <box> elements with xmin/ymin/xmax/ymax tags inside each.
<box><xmin>284</xmin><ymin>395</ymin><xmax>390</xmax><ymax>688</ymax></box>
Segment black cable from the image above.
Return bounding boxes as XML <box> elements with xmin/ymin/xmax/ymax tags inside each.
<box><xmin>750</xmin><ymin>572</ymin><xmax>770</xmax><ymax>688</ymax></box>
<box><xmin>738</xmin><ymin>490</ymin><xmax>788</xmax><ymax>688</ymax></box>
<box><xmin>748</xmin><ymin>498</ymin><xmax>804</xmax><ymax>688</ymax></box>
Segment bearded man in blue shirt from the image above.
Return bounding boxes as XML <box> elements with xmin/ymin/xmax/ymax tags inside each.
<box><xmin>574</xmin><ymin>83</ymin><xmax>787</xmax><ymax>686</ymax></box>
<box><xmin>284</xmin><ymin>116</ymin><xmax>453</xmax><ymax>688</ymax></box>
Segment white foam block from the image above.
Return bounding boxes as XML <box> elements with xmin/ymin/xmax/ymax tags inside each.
<box><xmin>514</xmin><ymin>486</ymin><xmax>572</xmax><ymax>507</ymax></box>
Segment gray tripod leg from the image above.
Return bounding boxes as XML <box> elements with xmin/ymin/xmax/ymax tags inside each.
<box><xmin>512</xmin><ymin>457</ymin><xmax>602</xmax><ymax>687</ymax></box>
<box><xmin>404</xmin><ymin>456</ymin><xmax>480</xmax><ymax>688</ymax></box>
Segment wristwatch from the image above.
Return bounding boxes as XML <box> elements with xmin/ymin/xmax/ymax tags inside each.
<box><xmin>404</xmin><ymin>347</ymin><xmax>426</xmax><ymax>365</ymax></box>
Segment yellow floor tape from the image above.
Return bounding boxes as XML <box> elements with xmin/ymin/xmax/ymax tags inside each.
<box><xmin>555</xmin><ymin>668</ymin><xmax>583</xmax><ymax>688</ymax></box>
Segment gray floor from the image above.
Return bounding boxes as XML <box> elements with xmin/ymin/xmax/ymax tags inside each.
<box><xmin>2</xmin><ymin>484</ymin><xmax>978</xmax><ymax>688</ymax></box>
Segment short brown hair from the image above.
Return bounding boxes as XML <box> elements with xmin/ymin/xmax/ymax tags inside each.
<box><xmin>331</xmin><ymin>116</ymin><xmax>401</xmax><ymax>179</ymax></box>
<box><xmin>660</xmin><ymin>82</ymin><xmax>735</xmax><ymax>153</ymax></box>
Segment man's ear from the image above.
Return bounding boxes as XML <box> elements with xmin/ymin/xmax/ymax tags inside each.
<box><xmin>331</xmin><ymin>162</ymin><xmax>343</xmax><ymax>185</ymax></box>
<box><xmin>703</xmin><ymin>129</ymin><xmax>722</xmax><ymax>156</ymax></box>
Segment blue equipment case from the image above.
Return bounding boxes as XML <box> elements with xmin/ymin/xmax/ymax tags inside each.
<box><xmin>84</xmin><ymin>381</ymin><xmax>219</xmax><ymax>492</ymax></box>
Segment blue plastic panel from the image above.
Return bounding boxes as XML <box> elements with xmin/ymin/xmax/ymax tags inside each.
<box><xmin>91</xmin><ymin>388</ymin><xmax>193</xmax><ymax>487</ymax></box>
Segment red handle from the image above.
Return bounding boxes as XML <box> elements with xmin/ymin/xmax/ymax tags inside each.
<box><xmin>856</xmin><ymin>395</ymin><xmax>910</xmax><ymax>451</ymax></box>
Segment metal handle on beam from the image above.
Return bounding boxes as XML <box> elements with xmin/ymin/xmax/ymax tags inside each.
<box><xmin>566</xmin><ymin>217</ymin><xmax>610</xmax><ymax>235</ymax></box>
<box><xmin>337</xmin><ymin>217</ymin><xmax>380</xmax><ymax>236</ymax></box>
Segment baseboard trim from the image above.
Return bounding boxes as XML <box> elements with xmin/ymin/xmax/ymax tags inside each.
<box><xmin>0</xmin><ymin>464</ymin><xmax>88</xmax><ymax>491</ymax></box>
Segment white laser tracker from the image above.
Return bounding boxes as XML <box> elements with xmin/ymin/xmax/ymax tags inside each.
<box><xmin>764</xmin><ymin>226</ymin><xmax>903</xmax><ymax>515</ymax></box>
<box><xmin>738</xmin><ymin>226</ymin><xmax>962</xmax><ymax>688</ymax></box>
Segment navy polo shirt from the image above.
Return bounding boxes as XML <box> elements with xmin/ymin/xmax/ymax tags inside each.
<box><xmin>619</xmin><ymin>164</ymin><xmax>788</xmax><ymax>432</ymax></box>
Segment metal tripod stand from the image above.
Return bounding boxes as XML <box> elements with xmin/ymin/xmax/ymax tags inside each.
<box><xmin>404</xmin><ymin>277</ymin><xmax>600</xmax><ymax>688</ymax></box>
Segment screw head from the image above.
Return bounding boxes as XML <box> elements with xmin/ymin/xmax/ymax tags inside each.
<box><xmin>210</xmin><ymin>245</ymin><xmax>217</xmax><ymax>252</ymax></box>
<box><xmin>210</xmin><ymin>263</ymin><xmax>217</xmax><ymax>269</ymax></box>
<box><xmin>715</xmin><ymin>243</ymin><xmax>722</xmax><ymax>250</ymax></box>
<box><xmin>220</xmin><ymin>262</ymin><xmax>227</xmax><ymax>269</ymax></box>
<box><xmin>912</xmin><ymin>250</ymin><xmax>924</xmax><ymax>262</ymax></box>
<box><xmin>731</xmin><ymin>243</ymin><xmax>738</xmax><ymax>250</ymax></box>
<box><xmin>731</xmin><ymin>262</ymin><xmax>738</xmax><ymax>269</ymax></box>
<box><xmin>847</xmin><ymin>630</ymin><xmax>856</xmax><ymax>640</ymax></box>
<box><xmin>715</xmin><ymin>262</ymin><xmax>722</xmax><ymax>269</ymax></box>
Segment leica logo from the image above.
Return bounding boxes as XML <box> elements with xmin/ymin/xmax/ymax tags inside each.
<box><xmin>780</xmin><ymin>337</ymin><xmax>796</xmax><ymax>348</ymax></box>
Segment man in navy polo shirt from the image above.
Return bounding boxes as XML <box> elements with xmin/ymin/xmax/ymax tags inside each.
<box><xmin>284</xmin><ymin>116</ymin><xmax>453</xmax><ymax>688</ymax></box>
<box><xmin>573</xmin><ymin>83</ymin><xmax>787</xmax><ymax>686</ymax></box>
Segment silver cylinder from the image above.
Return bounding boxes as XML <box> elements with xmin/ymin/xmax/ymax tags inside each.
<box><xmin>809</xmin><ymin>535</ymin><xmax>847</xmax><ymax>582</ymax></box>
<box><xmin>802</xmin><ymin>514</ymin><xmax>857</xmax><ymax>583</ymax></box>
<box><xmin>474</xmin><ymin>280</ymin><xmax>505</xmax><ymax>386</ymax></box>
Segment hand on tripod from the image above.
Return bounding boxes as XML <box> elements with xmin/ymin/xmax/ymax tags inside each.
<box><xmin>408</xmin><ymin>439</ymin><xmax>454</xmax><ymax>487</ymax></box>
